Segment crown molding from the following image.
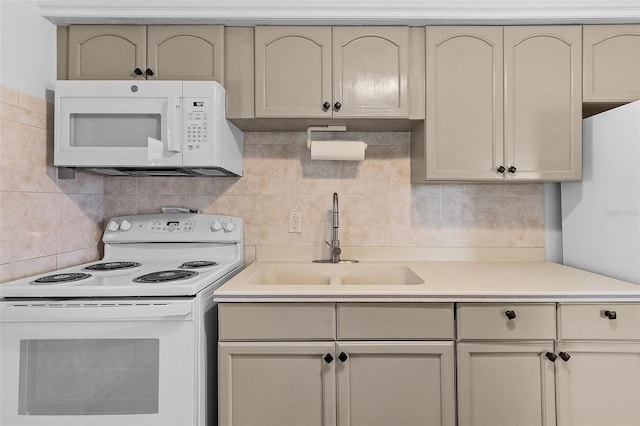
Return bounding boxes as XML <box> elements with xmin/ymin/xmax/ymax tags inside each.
<box><xmin>39</xmin><ymin>0</ymin><xmax>640</xmax><ymax>26</ymax></box>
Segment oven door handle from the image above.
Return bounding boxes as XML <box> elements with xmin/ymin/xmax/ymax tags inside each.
<box><xmin>0</xmin><ymin>303</ymin><xmax>193</xmax><ymax>322</ymax></box>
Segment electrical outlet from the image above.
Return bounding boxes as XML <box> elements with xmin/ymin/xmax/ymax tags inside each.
<box><xmin>289</xmin><ymin>212</ymin><xmax>302</xmax><ymax>233</ymax></box>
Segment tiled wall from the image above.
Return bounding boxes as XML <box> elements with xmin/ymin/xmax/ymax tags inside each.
<box><xmin>105</xmin><ymin>131</ymin><xmax>544</xmax><ymax>264</ymax></box>
<box><xmin>0</xmin><ymin>86</ymin><xmax>104</xmax><ymax>282</ymax></box>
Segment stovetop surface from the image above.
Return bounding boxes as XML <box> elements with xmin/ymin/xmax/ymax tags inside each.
<box><xmin>0</xmin><ymin>213</ymin><xmax>243</xmax><ymax>299</ymax></box>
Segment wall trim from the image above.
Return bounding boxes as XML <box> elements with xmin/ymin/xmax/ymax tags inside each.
<box><xmin>39</xmin><ymin>0</ymin><xmax>640</xmax><ymax>26</ymax></box>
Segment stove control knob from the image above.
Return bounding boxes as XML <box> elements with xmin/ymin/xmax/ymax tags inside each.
<box><xmin>120</xmin><ymin>220</ymin><xmax>132</xmax><ymax>231</ymax></box>
<box><xmin>210</xmin><ymin>220</ymin><xmax>222</xmax><ymax>232</ymax></box>
<box><xmin>223</xmin><ymin>221</ymin><xmax>235</xmax><ymax>233</ymax></box>
<box><xmin>107</xmin><ymin>220</ymin><xmax>120</xmax><ymax>232</ymax></box>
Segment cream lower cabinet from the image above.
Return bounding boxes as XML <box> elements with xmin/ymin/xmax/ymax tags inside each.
<box><xmin>555</xmin><ymin>303</ymin><xmax>640</xmax><ymax>426</ymax></box>
<box><xmin>218</xmin><ymin>302</ymin><xmax>455</xmax><ymax>426</ymax></box>
<box><xmin>456</xmin><ymin>303</ymin><xmax>558</xmax><ymax>426</ymax></box>
<box><xmin>457</xmin><ymin>342</ymin><xmax>557</xmax><ymax>426</ymax></box>
<box><xmin>415</xmin><ymin>25</ymin><xmax>581</xmax><ymax>182</ymax></box>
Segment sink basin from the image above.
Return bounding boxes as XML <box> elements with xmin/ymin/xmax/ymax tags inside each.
<box><xmin>248</xmin><ymin>264</ymin><xmax>425</xmax><ymax>286</ymax></box>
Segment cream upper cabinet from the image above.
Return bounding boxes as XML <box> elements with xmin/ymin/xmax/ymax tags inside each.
<box><xmin>254</xmin><ymin>26</ymin><xmax>409</xmax><ymax>119</ymax></box>
<box><xmin>146</xmin><ymin>25</ymin><xmax>224</xmax><ymax>81</ymax></box>
<box><xmin>68</xmin><ymin>25</ymin><xmax>146</xmax><ymax>80</ymax></box>
<box><xmin>254</xmin><ymin>26</ymin><xmax>332</xmax><ymax>118</ymax></box>
<box><xmin>424</xmin><ymin>26</ymin><xmax>504</xmax><ymax>181</ymax></box>
<box><xmin>414</xmin><ymin>25</ymin><xmax>581</xmax><ymax>183</ymax></box>
<box><xmin>504</xmin><ymin>26</ymin><xmax>582</xmax><ymax>181</ymax></box>
<box><xmin>65</xmin><ymin>25</ymin><xmax>224</xmax><ymax>81</ymax></box>
<box><xmin>332</xmin><ymin>27</ymin><xmax>409</xmax><ymax>118</ymax></box>
<box><xmin>583</xmin><ymin>25</ymin><xmax>640</xmax><ymax>102</ymax></box>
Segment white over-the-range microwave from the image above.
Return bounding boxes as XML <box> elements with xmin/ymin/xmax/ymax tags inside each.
<box><xmin>54</xmin><ymin>80</ymin><xmax>243</xmax><ymax>176</ymax></box>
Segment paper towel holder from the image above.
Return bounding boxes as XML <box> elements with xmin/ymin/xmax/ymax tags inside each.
<box><xmin>306</xmin><ymin>125</ymin><xmax>347</xmax><ymax>149</ymax></box>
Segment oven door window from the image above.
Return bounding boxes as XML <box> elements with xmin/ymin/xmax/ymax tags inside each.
<box><xmin>18</xmin><ymin>339</ymin><xmax>159</xmax><ymax>416</ymax></box>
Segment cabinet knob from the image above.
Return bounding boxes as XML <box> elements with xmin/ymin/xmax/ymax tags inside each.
<box><xmin>505</xmin><ymin>310</ymin><xmax>517</xmax><ymax>320</ymax></box>
<box><xmin>145</xmin><ymin>68</ymin><xmax>154</xmax><ymax>77</ymax></box>
<box><xmin>558</xmin><ymin>351</ymin><xmax>571</xmax><ymax>362</ymax></box>
<box><xmin>604</xmin><ymin>310</ymin><xmax>617</xmax><ymax>320</ymax></box>
<box><xmin>546</xmin><ymin>352</ymin><xmax>558</xmax><ymax>362</ymax></box>
<box><xmin>133</xmin><ymin>67</ymin><xmax>143</xmax><ymax>76</ymax></box>
<box><xmin>507</xmin><ymin>166</ymin><xmax>517</xmax><ymax>173</ymax></box>
<box><xmin>338</xmin><ymin>352</ymin><xmax>349</xmax><ymax>363</ymax></box>
<box><xmin>322</xmin><ymin>101</ymin><xmax>331</xmax><ymax>110</ymax></box>
<box><xmin>497</xmin><ymin>166</ymin><xmax>506</xmax><ymax>174</ymax></box>
<box><xmin>323</xmin><ymin>353</ymin><xmax>334</xmax><ymax>364</ymax></box>
<box><xmin>334</xmin><ymin>101</ymin><xmax>342</xmax><ymax>111</ymax></box>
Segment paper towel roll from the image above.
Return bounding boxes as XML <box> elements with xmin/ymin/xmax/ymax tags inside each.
<box><xmin>310</xmin><ymin>140</ymin><xmax>367</xmax><ymax>161</ymax></box>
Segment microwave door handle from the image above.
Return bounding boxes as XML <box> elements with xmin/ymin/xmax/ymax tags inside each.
<box><xmin>2</xmin><ymin>303</ymin><xmax>192</xmax><ymax>321</ymax></box>
<box><xmin>166</xmin><ymin>96</ymin><xmax>181</xmax><ymax>153</ymax></box>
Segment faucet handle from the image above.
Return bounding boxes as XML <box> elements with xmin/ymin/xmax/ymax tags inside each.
<box><xmin>325</xmin><ymin>241</ymin><xmax>341</xmax><ymax>255</ymax></box>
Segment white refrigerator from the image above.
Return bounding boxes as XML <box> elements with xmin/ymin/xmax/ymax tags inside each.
<box><xmin>561</xmin><ymin>100</ymin><xmax>640</xmax><ymax>284</ymax></box>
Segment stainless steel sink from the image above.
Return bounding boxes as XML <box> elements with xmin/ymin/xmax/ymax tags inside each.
<box><xmin>248</xmin><ymin>264</ymin><xmax>425</xmax><ymax>286</ymax></box>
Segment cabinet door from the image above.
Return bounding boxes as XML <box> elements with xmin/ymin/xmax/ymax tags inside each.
<box><xmin>556</xmin><ymin>342</ymin><xmax>640</xmax><ymax>426</ymax></box>
<box><xmin>337</xmin><ymin>342</ymin><xmax>455</xmax><ymax>426</ymax></box>
<box><xmin>146</xmin><ymin>25</ymin><xmax>224</xmax><ymax>81</ymax></box>
<box><xmin>457</xmin><ymin>342</ymin><xmax>556</xmax><ymax>426</ymax></box>
<box><xmin>333</xmin><ymin>27</ymin><xmax>409</xmax><ymax>118</ymax></box>
<box><xmin>68</xmin><ymin>25</ymin><xmax>146</xmax><ymax>80</ymax></box>
<box><xmin>504</xmin><ymin>26</ymin><xmax>582</xmax><ymax>181</ymax></box>
<box><xmin>219</xmin><ymin>342</ymin><xmax>336</xmax><ymax>426</ymax></box>
<box><xmin>583</xmin><ymin>25</ymin><xmax>640</xmax><ymax>102</ymax></box>
<box><xmin>255</xmin><ymin>26</ymin><xmax>332</xmax><ymax>118</ymax></box>
<box><xmin>425</xmin><ymin>26</ymin><xmax>504</xmax><ymax>181</ymax></box>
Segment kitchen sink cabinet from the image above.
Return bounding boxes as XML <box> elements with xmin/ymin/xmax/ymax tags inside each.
<box><xmin>218</xmin><ymin>302</ymin><xmax>455</xmax><ymax>426</ymax></box>
<box><xmin>61</xmin><ymin>25</ymin><xmax>224</xmax><ymax>81</ymax></box>
<box><xmin>254</xmin><ymin>26</ymin><xmax>410</xmax><ymax>119</ymax></box>
<box><xmin>583</xmin><ymin>25</ymin><xmax>640</xmax><ymax>102</ymax></box>
<box><xmin>414</xmin><ymin>25</ymin><xmax>582</xmax><ymax>182</ymax></box>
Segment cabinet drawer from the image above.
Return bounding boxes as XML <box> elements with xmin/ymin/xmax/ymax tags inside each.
<box><xmin>219</xmin><ymin>303</ymin><xmax>335</xmax><ymax>341</ymax></box>
<box><xmin>457</xmin><ymin>303</ymin><xmax>556</xmax><ymax>340</ymax></box>
<box><xmin>558</xmin><ymin>303</ymin><xmax>640</xmax><ymax>341</ymax></box>
<box><xmin>337</xmin><ymin>303</ymin><xmax>454</xmax><ymax>340</ymax></box>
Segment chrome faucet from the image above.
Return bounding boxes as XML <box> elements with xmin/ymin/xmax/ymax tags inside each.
<box><xmin>314</xmin><ymin>193</ymin><xmax>358</xmax><ymax>263</ymax></box>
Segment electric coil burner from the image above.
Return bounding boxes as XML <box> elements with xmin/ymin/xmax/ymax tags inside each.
<box><xmin>134</xmin><ymin>270</ymin><xmax>198</xmax><ymax>283</ymax></box>
<box><xmin>179</xmin><ymin>260</ymin><xmax>219</xmax><ymax>269</ymax></box>
<box><xmin>84</xmin><ymin>261</ymin><xmax>142</xmax><ymax>271</ymax></box>
<box><xmin>31</xmin><ymin>273</ymin><xmax>92</xmax><ymax>285</ymax></box>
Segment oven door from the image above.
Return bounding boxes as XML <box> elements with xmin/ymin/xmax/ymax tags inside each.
<box><xmin>54</xmin><ymin>80</ymin><xmax>183</xmax><ymax>167</ymax></box>
<box><xmin>0</xmin><ymin>299</ymin><xmax>196</xmax><ymax>426</ymax></box>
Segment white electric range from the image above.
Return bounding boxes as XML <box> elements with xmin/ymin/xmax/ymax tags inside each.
<box><xmin>0</xmin><ymin>213</ymin><xmax>243</xmax><ymax>426</ymax></box>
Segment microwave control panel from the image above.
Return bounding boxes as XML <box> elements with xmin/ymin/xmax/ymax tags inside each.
<box><xmin>185</xmin><ymin>98</ymin><xmax>210</xmax><ymax>152</ymax></box>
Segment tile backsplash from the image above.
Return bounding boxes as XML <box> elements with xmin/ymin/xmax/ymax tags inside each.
<box><xmin>104</xmin><ymin>131</ymin><xmax>544</xmax><ymax>264</ymax></box>
<box><xmin>0</xmin><ymin>86</ymin><xmax>104</xmax><ymax>282</ymax></box>
<box><xmin>0</xmin><ymin>87</ymin><xmax>543</xmax><ymax>281</ymax></box>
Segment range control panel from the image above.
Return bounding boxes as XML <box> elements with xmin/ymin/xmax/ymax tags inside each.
<box><xmin>103</xmin><ymin>214</ymin><xmax>243</xmax><ymax>244</ymax></box>
<box><xmin>184</xmin><ymin>98</ymin><xmax>210</xmax><ymax>153</ymax></box>
<box><xmin>150</xmin><ymin>219</ymin><xmax>195</xmax><ymax>233</ymax></box>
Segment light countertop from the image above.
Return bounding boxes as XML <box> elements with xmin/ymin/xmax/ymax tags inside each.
<box><xmin>213</xmin><ymin>260</ymin><xmax>640</xmax><ymax>303</ymax></box>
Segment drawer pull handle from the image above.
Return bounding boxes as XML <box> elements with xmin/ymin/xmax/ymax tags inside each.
<box><xmin>605</xmin><ymin>310</ymin><xmax>617</xmax><ymax>320</ymax></box>
<box><xmin>338</xmin><ymin>352</ymin><xmax>349</xmax><ymax>363</ymax></box>
<box><xmin>323</xmin><ymin>353</ymin><xmax>334</xmax><ymax>364</ymax></box>
<box><xmin>505</xmin><ymin>310</ymin><xmax>517</xmax><ymax>320</ymax></box>
<box><xmin>559</xmin><ymin>352</ymin><xmax>571</xmax><ymax>362</ymax></box>
<box><xmin>545</xmin><ymin>352</ymin><xmax>558</xmax><ymax>362</ymax></box>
